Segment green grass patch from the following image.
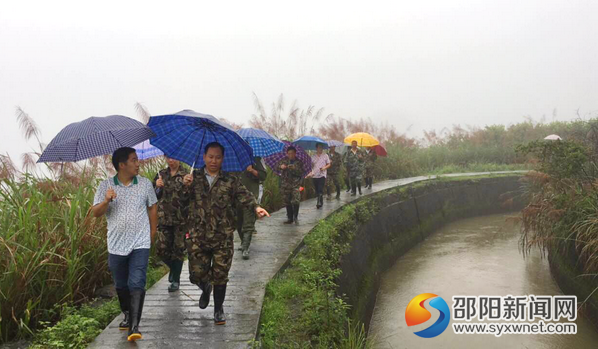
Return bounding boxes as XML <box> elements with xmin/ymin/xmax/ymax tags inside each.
<box><xmin>29</xmin><ymin>265</ymin><xmax>167</xmax><ymax>349</ymax></box>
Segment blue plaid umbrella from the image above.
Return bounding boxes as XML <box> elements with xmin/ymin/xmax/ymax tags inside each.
<box><xmin>148</xmin><ymin>109</ymin><xmax>253</xmax><ymax>172</ymax></box>
<box><xmin>133</xmin><ymin>139</ymin><xmax>164</xmax><ymax>160</ymax></box>
<box><xmin>37</xmin><ymin>115</ymin><xmax>155</xmax><ymax>162</ymax></box>
<box><xmin>238</xmin><ymin>128</ymin><xmax>285</xmax><ymax>157</ymax></box>
<box><xmin>293</xmin><ymin>135</ymin><xmax>328</xmax><ymax>151</ymax></box>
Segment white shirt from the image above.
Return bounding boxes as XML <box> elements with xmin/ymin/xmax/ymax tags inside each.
<box><xmin>93</xmin><ymin>176</ymin><xmax>158</xmax><ymax>256</ymax></box>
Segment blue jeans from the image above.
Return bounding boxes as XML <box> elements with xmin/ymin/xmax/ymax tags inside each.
<box><xmin>108</xmin><ymin>248</ymin><xmax>150</xmax><ymax>292</ymax></box>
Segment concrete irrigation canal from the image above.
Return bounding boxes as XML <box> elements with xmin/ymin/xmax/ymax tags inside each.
<box><xmin>89</xmin><ymin>171</ymin><xmax>598</xmax><ymax>348</ymax></box>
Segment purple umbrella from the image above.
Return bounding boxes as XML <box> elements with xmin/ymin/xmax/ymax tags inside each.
<box><xmin>264</xmin><ymin>141</ymin><xmax>312</xmax><ymax>177</ymax></box>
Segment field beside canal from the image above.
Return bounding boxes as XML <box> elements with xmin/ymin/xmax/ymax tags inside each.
<box><xmin>1</xmin><ymin>114</ymin><xmax>596</xmax><ymax>347</ymax></box>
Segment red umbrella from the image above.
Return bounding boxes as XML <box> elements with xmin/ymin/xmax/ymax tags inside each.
<box><xmin>373</xmin><ymin>144</ymin><xmax>388</xmax><ymax>157</ymax></box>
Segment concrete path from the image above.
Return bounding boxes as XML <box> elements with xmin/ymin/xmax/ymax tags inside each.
<box><xmin>89</xmin><ymin>171</ymin><xmax>525</xmax><ymax>348</ymax></box>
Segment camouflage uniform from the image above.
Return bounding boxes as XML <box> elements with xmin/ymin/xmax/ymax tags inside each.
<box><xmin>345</xmin><ymin>148</ymin><xmax>365</xmax><ymax>180</ymax></box>
<box><xmin>236</xmin><ymin>158</ymin><xmax>267</xmax><ymax>252</ymax></box>
<box><xmin>183</xmin><ymin>168</ymin><xmax>257</xmax><ymax>286</ymax></box>
<box><xmin>152</xmin><ymin>167</ymin><xmax>189</xmax><ymax>262</ymax></box>
<box><xmin>344</xmin><ymin>148</ymin><xmax>365</xmax><ymax>194</ymax></box>
<box><xmin>276</xmin><ymin>157</ymin><xmax>304</xmax><ymax>205</ymax></box>
<box><xmin>364</xmin><ymin>149</ymin><xmax>377</xmax><ymax>178</ymax></box>
<box><xmin>326</xmin><ymin>151</ymin><xmax>342</xmax><ymax>197</ymax></box>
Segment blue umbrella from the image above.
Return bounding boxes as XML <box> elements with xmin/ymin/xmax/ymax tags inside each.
<box><xmin>148</xmin><ymin>109</ymin><xmax>253</xmax><ymax>172</ymax></box>
<box><xmin>37</xmin><ymin>115</ymin><xmax>155</xmax><ymax>163</ymax></box>
<box><xmin>238</xmin><ymin>128</ymin><xmax>285</xmax><ymax>157</ymax></box>
<box><xmin>327</xmin><ymin>140</ymin><xmax>345</xmax><ymax>148</ymax></box>
<box><xmin>292</xmin><ymin>135</ymin><xmax>329</xmax><ymax>151</ymax></box>
<box><xmin>133</xmin><ymin>139</ymin><xmax>164</xmax><ymax>160</ymax></box>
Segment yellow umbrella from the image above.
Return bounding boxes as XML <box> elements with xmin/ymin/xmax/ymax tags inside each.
<box><xmin>344</xmin><ymin>132</ymin><xmax>380</xmax><ymax>147</ymax></box>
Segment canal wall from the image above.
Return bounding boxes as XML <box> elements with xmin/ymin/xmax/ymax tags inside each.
<box><xmin>335</xmin><ymin>175</ymin><xmax>526</xmax><ymax>330</ymax></box>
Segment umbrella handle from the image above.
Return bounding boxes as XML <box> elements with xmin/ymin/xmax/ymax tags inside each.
<box><xmin>190</xmin><ymin>160</ymin><xmax>196</xmax><ymax>175</ymax></box>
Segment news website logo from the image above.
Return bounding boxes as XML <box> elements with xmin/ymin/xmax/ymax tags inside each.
<box><xmin>405</xmin><ymin>293</ymin><xmax>451</xmax><ymax>338</ymax></box>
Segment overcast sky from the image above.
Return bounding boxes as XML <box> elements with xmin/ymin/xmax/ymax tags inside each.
<box><xmin>1</xmin><ymin>0</ymin><xmax>597</xmax><ymax>167</ymax></box>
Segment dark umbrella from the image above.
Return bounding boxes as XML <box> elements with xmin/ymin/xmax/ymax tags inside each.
<box><xmin>37</xmin><ymin>115</ymin><xmax>155</xmax><ymax>163</ymax></box>
<box><xmin>148</xmin><ymin>109</ymin><xmax>253</xmax><ymax>172</ymax></box>
<box><xmin>372</xmin><ymin>144</ymin><xmax>388</xmax><ymax>157</ymax></box>
<box><xmin>264</xmin><ymin>141</ymin><xmax>312</xmax><ymax>177</ymax></box>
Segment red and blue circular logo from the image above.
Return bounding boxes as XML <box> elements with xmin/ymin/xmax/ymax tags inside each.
<box><xmin>405</xmin><ymin>293</ymin><xmax>451</xmax><ymax>338</ymax></box>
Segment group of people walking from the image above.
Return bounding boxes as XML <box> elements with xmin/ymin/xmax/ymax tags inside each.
<box><xmin>90</xmin><ymin>140</ymin><xmax>377</xmax><ymax>343</ymax></box>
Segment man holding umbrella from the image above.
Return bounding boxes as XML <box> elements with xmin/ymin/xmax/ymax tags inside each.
<box><xmin>345</xmin><ymin>140</ymin><xmax>366</xmax><ymax>196</ymax></box>
<box><xmin>182</xmin><ymin>142</ymin><xmax>269</xmax><ymax>325</ymax></box>
<box><xmin>91</xmin><ymin>147</ymin><xmax>158</xmax><ymax>342</ymax></box>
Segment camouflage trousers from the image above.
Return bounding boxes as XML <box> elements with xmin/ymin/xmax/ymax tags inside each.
<box><xmin>236</xmin><ymin>205</ymin><xmax>256</xmax><ymax>250</ymax></box>
<box><xmin>326</xmin><ymin>173</ymin><xmax>341</xmax><ymax>195</ymax></box>
<box><xmin>281</xmin><ymin>187</ymin><xmax>301</xmax><ymax>205</ymax></box>
<box><xmin>365</xmin><ymin>166</ymin><xmax>375</xmax><ymax>178</ymax></box>
<box><xmin>156</xmin><ymin>225</ymin><xmax>187</xmax><ymax>262</ymax></box>
<box><xmin>186</xmin><ymin>237</ymin><xmax>234</xmax><ymax>286</ymax></box>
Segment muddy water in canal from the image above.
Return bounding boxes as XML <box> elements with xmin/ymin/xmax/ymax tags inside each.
<box><xmin>368</xmin><ymin>213</ymin><xmax>598</xmax><ymax>349</ymax></box>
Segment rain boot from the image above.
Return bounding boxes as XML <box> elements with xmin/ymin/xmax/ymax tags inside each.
<box><xmin>351</xmin><ymin>183</ymin><xmax>357</xmax><ymax>196</ymax></box>
<box><xmin>198</xmin><ymin>280</ymin><xmax>212</xmax><ymax>309</ymax></box>
<box><xmin>284</xmin><ymin>205</ymin><xmax>294</xmax><ymax>224</ymax></box>
<box><xmin>116</xmin><ymin>288</ymin><xmax>130</xmax><ymax>330</ymax></box>
<box><xmin>242</xmin><ymin>229</ymin><xmax>252</xmax><ymax>260</ymax></box>
<box><xmin>293</xmin><ymin>204</ymin><xmax>300</xmax><ymax>225</ymax></box>
<box><xmin>336</xmin><ymin>186</ymin><xmax>341</xmax><ymax>199</ymax></box>
<box><xmin>165</xmin><ymin>260</ymin><xmax>174</xmax><ymax>283</ymax></box>
<box><xmin>168</xmin><ymin>260</ymin><xmax>183</xmax><ymax>292</ymax></box>
<box><xmin>213</xmin><ymin>284</ymin><xmax>227</xmax><ymax>325</ymax></box>
<box><xmin>358</xmin><ymin>182</ymin><xmax>363</xmax><ymax>195</ymax></box>
<box><xmin>127</xmin><ymin>289</ymin><xmax>145</xmax><ymax>342</ymax></box>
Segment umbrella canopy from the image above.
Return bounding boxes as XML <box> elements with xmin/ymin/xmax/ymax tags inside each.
<box><xmin>544</xmin><ymin>134</ymin><xmax>562</xmax><ymax>141</ymax></box>
<box><xmin>344</xmin><ymin>132</ymin><xmax>380</xmax><ymax>147</ymax></box>
<box><xmin>38</xmin><ymin>115</ymin><xmax>155</xmax><ymax>163</ymax></box>
<box><xmin>327</xmin><ymin>140</ymin><xmax>345</xmax><ymax>148</ymax></box>
<box><xmin>372</xmin><ymin>144</ymin><xmax>388</xmax><ymax>157</ymax></box>
<box><xmin>148</xmin><ymin>109</ymin><xmax>253</xmax><ymax>172</ymax></box>
<box><xmin>293</xmin><ymin>135</ymin><xmax>328</xmax><ymax>151</ymax></box>
<box><xmin>238</xmin><ymin>128</ymin><xmax>285</xmax><ymax>157</ymax></box>
<box><xmin>264</xmin><ymin>141</ymin><xmax>312</xmax><ymax>177</ymax></box>
<box><xmin>133</xmin><ymin>139</ymin><xmax>164</xmax><ymax>160</ymax></box>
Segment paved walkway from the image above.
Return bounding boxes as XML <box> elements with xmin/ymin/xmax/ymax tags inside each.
<box><xmin>89</xmin><ymin>171</ymin><xmax>524</xmax><ymax>348</ymax></box>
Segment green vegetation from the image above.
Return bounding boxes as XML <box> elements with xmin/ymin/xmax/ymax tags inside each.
<box><xmin>259</xmin><ymin>200</ymin><xmax>378</xmax><ymax>348</ymax></box>
<box><xmin>516</xmin><ymin>127</ymin><xmax>598</xmax><ymax>328</ymax></box>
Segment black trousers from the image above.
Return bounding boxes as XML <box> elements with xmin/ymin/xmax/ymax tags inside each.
<box><xmin>313</xmin><ymin>177</ymin><xmax>326</xmax><ymax>197</ymax></box>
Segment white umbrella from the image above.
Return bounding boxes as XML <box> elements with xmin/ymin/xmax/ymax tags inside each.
<box><xmin>544</xmin><ymin>134</ymin><xmax>562</xmax><ymax>141</ymax></box>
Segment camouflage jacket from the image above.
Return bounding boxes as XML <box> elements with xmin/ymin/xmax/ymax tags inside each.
<box><xmin>344</xmin><ymin>148</ymin><xmax>365</xmax><ymax>176</ymax></box>
<box><xmin>240</xmin><ymin>157</ymin><xmax>267</xmax><ymax>198</ymax></box>
<box><xmin>152</xmin><ymin>167</ymin><xmax>189</xmax><ymax>226</ymax></box>
<box><xmin>328</xmin><ymin>151</ymin><xmax>342</xmax><ymax>175</ymax></box>
<box><xmin>276</xmin><ymin>157</ymin><xmax>304</xmax><ymax>190</ymax></box>
<box><xmin>364</xmin><ymin>150</ymin><xmax>377</xmax><ymax>170</ymax></box>
<box><xmin>183</xmin><ymin>167</ymin><xmax>257</xmax><ymax>242</ymax></box>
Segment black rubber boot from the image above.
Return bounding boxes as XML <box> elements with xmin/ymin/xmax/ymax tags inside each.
<box><xmin>165</xmin><ymin>260</ymin><xmax>174</xmax><ymax>283</ymax></box>
<box><xmin>358</xmin><ymin>183</ymin><xmax>362</xmax><ymax>195</ymax></box>
<box><xmin>198</xmin><ymin>280</ymin><xmax>212</xmax><ymax>309</ymax></box>
<box><xmin>351</xmin><ymin>183</ymin><xmax>357</xmax><ymax>196</ymax></box>
<box><xmin>284</xmin><ymin>205</ymin><xmax>294</xmax><ymax>224</ymax></box>
<box><xmin>336</xmin><ymin>187</ymin><xmax>341</xmax><ymax>199</ymax></box>
<box><xmin>127</xmin><ymin>289</ymin><xmax>145</xmax><ymax>342</ymax></box>
<box><xmin>168</xmin><ymin>260</ymin><xmax>183</xmax><ymax>292</ymax></box>
<box><xmin>213</xmin><ymin>284</ymin><xmax>227</xmax><ymax>325</ymax></box>
<box><xmin>116</xmin><ymin>288</ymin><xmax>130</xmax><ymax>330</ymax></box>
<box><xmin>293</xmin><ymin>204</ymin><xmax>300</xmax><ymax>225</ymax></box>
